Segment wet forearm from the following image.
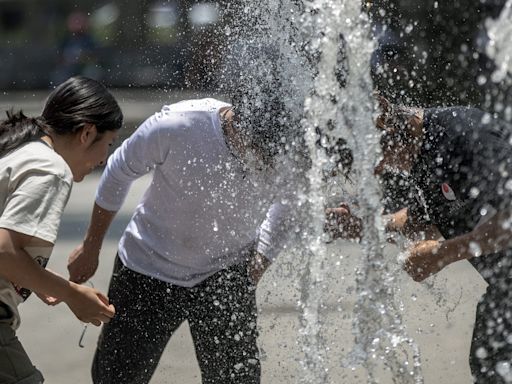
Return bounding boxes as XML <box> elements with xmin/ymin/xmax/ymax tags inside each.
<box><xmin>448</xmin><ymin>212</ymin><xmax>512</xmax><ymax>260</ymax></box>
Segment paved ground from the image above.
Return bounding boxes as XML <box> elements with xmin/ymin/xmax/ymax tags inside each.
<box><xmin>15</xmin><ymin>173</ymin><xmax>487</xmax><ymax>384</ymax></box>
<box><xmin>5</xmin><ymin>90</ymin><xmax>488</xmax><ymax>383</ymax></box>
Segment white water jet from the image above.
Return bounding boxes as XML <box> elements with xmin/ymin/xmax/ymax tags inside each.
<box><xmin>298</xmin><ymin>1</ymin><xmax>340</xmax><ymax>380</ymax></box>
<box><xmin>299</xmin><ymin>1</ymin><xmax>423</xmax><ymax>383</ymax></box>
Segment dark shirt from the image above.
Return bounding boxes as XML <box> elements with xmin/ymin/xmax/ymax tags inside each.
<box><xmin>407</xmin><ymin>107</ymin><xmax>512</xmax><ymax>284</ymax></box>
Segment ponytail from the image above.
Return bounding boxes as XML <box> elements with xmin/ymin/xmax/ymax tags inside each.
<box><xmin>0</xmin><ymin>110</ymin><xmax>46</xmax><ymax>157</ymax></box>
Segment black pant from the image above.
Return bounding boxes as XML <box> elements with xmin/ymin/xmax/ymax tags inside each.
<box><xmin>470</xmin><ymin>284</ymin><xmax>512</xmax><ymax>383</ymax></box>
<box><xmin>92</xmin><ymin>256</ymin><xmax>260</xmax><ymax>384</ymax></box>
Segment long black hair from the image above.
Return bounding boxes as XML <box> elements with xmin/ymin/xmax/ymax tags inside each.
<box><xmin>0</xmin><ymin>76</ymin><xmax>123</xmax><ymax>157</ymax></box>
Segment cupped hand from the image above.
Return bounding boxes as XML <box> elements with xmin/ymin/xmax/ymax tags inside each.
<box><xmin>324</xmin><ymin>203</ymin><xmax>363</xmax><ymax>240</ymax></box>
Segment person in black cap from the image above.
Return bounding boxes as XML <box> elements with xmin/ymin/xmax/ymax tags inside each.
<box><xmin>326</xmin><ymin>95</ymin><xmax>512</xmax><ymax>383</ymax></box>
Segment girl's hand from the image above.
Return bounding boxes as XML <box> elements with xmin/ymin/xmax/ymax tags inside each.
<box><xmin>35</xmin><ymin>268</ymin><xmax>64</xmax><ymax>305</ymax></box>
<box><xmin>63</xmin><ymin>283</ymin><xmax>115</xmax><ymax>326</ymax></box>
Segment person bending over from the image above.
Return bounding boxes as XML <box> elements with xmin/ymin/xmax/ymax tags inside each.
<box><xmin>326</xmin><ymin>95</ymin><xmax>512</xmax><ymax>383</ymax></box>
<box><xmin>0</xmin><ymin>76</ymin><xmax>120</xmax><ymax>383</ymax></box>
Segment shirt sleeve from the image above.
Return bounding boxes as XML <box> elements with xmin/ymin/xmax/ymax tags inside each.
<box><xmin>256</xmin><ymin>201</ymin><xmax>295</xmax><ymax>261</ymax></box>
<box><xmin>95</xmin><ymin>112</ymin><xmax>172</xmax><ymax>211</ymax></box>
<box><xmin>0</xmin><ymin>173</ymin><xmax>72</xmax><ymax>243</ymax></box>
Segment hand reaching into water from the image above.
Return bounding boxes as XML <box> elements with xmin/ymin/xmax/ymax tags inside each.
<box><xmin>324</xmin><ymin>203</ymin><xmax>363</xmax><ymax>240</ymax></box>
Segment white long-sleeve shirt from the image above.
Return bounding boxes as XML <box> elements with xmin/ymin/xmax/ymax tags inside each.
<box><xmin>96</xmin><ymin>98</ymin><xmax>292</xmax><ymax>287</ymax></box>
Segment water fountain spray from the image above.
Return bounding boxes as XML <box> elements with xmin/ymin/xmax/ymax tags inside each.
<box><xmin>224</xmin><ymin>0</ymin><xmax>423</xmax><ymax>382</ymax></box>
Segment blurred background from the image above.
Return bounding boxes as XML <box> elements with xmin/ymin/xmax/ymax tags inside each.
<box><xmin>0</xmin><ymin>0</ymin><xmax>231</xmax><ymax>90</ymax></box>
<box><xmin>0</xmin><ymin>0</ymin><xmax>509</xmax><ymax>111</ymax></box>
<box><xmin>1</xmin><ymin>2</ymin><xmax>512</xmax><ymax>383</ymax></box>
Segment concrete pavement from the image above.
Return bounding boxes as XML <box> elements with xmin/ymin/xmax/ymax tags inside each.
<box><xmin>16</xmin><ymin>172</ymin><xmax>487</xmax><ymax>384</ymax></box>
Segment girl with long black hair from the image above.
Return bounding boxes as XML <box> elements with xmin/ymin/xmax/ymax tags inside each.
<box><xmin>0</xmin><ymin>76</ymin><xmax>122</xmax><ymax>383</ymax></box>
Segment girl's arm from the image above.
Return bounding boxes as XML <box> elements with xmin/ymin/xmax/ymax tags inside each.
<box><xmin>0</xmin><ymin>228</ymin><xmax>115</xmax><ymax>325</ymax></box>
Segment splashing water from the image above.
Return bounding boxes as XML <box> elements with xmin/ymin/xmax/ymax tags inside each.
<box><xmin>297</xmin><ymin>1</ymin><xmax>423</xmax><ymax>382</ymax></box>
<box><xmin>486</xmin><ymin>0</ymin><xmax>512</xmax><ymax>83</ymax></box>
<box><xmin>224</xmin><ymin>0</ymin><xmax>423</xmax><ymax>382</ymax></box>
<box><xmin>314</xmin><ymin>2</ymin><xmax>423</xmax><ymax>383</ymax></box>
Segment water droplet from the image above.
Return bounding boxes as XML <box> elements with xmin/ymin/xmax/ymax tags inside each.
<box><xmin>496</xmin><ymin>361</ymin><xmax>512</xmax><ymax>381</ymax></box>
<box><xmin>481</xmin><ymin>113</ymin><xmax>492</xmax><ymax>124</ymax></box>
<box><xmin>477</xmin><ymin>75</ymin><xmax>487</xmax><ymax>85</ymax></box>
<box><xmin>469</xmin><ymin>241</ymin><xmax>482</xmax><ymax>257</ymax></box>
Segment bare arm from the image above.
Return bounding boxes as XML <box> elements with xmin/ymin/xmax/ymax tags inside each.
<box><xmin>404</xmin><ymin>210</ymin><xmax>512</xmax><ymax>281</ymax></box>
<box><xmin>442</xmin><ymin>210</ymin><xmax>511</xmax><ymax>261</ymax></box>
<box><xmin>0</xmin><ymin>228</ymin><xmax>114</xmax><ymax>325</ymax></box>
<box><xmin>68</xmin><ymin>203</ymin><xmax>117</xmax><ymax>283</ymax></box>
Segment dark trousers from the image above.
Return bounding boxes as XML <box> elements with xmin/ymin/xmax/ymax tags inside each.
<box><xmin>91</xmin><ymin>256</ymin><xmax>260</xmax><ymax>384</ymax></box>
<box><xmin>470</xmin><ymin>285</ymin><xmax>512</xmax><ymax>383</ymax></box>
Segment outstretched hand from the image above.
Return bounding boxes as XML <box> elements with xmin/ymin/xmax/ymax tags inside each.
<box><xmin>324</xmin><ymin>203</ymin><xmax>363</xmax><ymax>240</ymax></box>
